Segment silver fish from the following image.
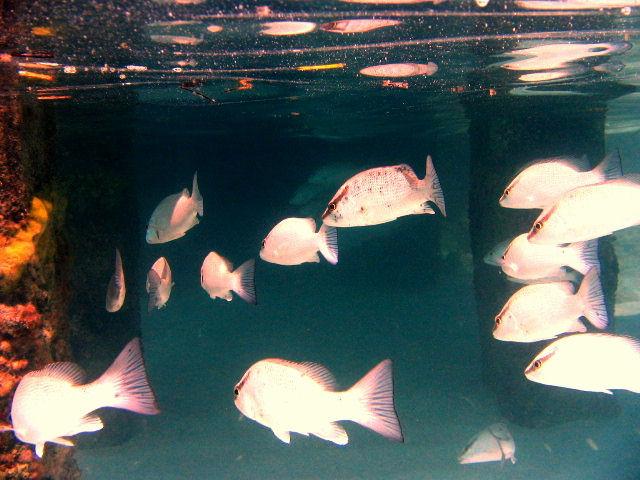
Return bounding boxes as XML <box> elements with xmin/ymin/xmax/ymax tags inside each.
<box><xmin>501</xmin><ymin>233</ymin><xmax>599</xmax><ymax>281</ymax></box>
<box><xmin>322</xmin><ymin>156</ymin><xmax>446</xmax><ymax>227</ymax></box>
<box><xmin>9</xmin><ymin>338</ymin><xmax>158</xmax><ymax>458</ymax></box>
<box><xmin>200</xmin><ymin>252</ymin><xmax>256</xmax><ymax>304</ymax></box>
<box><xmin>493</xmin><ymin>268</ymin><xmax>608</xmax><ymax>343</ymax></box>
<box><xmin>525</xmin><ymin>333</ymin><xmax>640</xmax><ymax>394</ymax></box>
<box><xmin>234</xmin><ymin>358</ymin><xmax>403</xmax><ymax>445</ymax></box>
<box><xmin>528</xmin><ymin>174</ymin><xmax>640</xmax><ymax>245</ymax></box>
<box><xmin>146</xmin><ymin>172</ymin><xmax>203</xmax><ymax>244</ymax></box>
<box><xmin>359</xmin><ymin>62</ymin><xmax>438</xmax><ymax>78</ymax></box>
<box><xmin>459</xmin><ymin>423</ymin><xmax>516</xmax><ymax>465</ymax></box>
<box><xmin>500</xmin><ymin>152</ymin><xmax>621</xmax><ymax>210</ymax></box>
<box><xmin>146</xmin><ymin>257</ymin><xmax>173</xmax><ymax>312</ymax></box>
<box><xmin>105</xmin><ymin>248</ymin><xmax>126</xmax><ymax>312</ymax></box>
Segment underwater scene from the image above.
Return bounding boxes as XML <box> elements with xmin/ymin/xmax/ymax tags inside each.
<box><xmin>2</xmin><ymin>0</ymin><xmax>640</xmax><ymax>479</ymax></box>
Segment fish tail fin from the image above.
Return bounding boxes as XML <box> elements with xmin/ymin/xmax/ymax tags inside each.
<box><xmin>569</xmin><ymin>239</ymin><xmax>600</xmax><ymax>275</ymax></box>
<box><xmin>577</xmin><ymin>268</ymin><xmax>608</xmax><ymax>330</ymax></box>
<box><xmin>93</xmin><ymin>338</ymin><xmax>160</xmax><ymax>415</ymax></box>
<box><xmin>345</xmin><ymin>359</ymin><xmax>403</xmax><ymax>442</ymax></box>
<box><xmin>592</xmin><ymin>151</ymin><xmax>623</xmax><ymax>181</ymax></box>
<box><xmin>233</xmin><ymin>259</ymin><xmax>257</xmax><ymax>305</ymax></box>
<box><xmin>422</xmin><ymin>155</ymin><xmax>446</xmax><ymax>217</ymax></box>
<box><xmin>317</xmin><ymin>224</ymin><xmax>339</xmax><ymax>265</ymax></box>
<box><xmin>191</xmin><ymin>171</ymin><xmax>204</xmax><ymax>216</ymax></box>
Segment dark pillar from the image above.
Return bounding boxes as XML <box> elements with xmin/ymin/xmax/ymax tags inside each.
<box><xmin>0</xmin><ymin>55</ymin><xmax>81</xmax><ymax>480</ymax></box>
<box><xmin>464</xmin><ymin>89</ymin><xmax>629</xmax><ymax>427</ymax></box>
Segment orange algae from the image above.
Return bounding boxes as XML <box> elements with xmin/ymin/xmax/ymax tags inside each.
<box><xmin>0</xmin><ymin>197</ymin><xmax>52</xmax><ymax>291</ymax></box>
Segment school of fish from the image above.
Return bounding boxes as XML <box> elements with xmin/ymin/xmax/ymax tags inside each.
<box><xmin>7</xmin><ymin>145</ymin><xmax>640</xmax><ymax>469</ymax></box>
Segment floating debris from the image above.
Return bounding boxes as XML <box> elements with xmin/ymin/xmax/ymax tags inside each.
<box><xmin>256</xmin><ymin>5</ymin><xmax>273</xmax><ymax>16</ymax></box>
<box><xmin>297</xmin><ymin>63</ymin><xmax>345</xmax><ymax>71</ymax></box>
<box><xmin>260</xmin><ymin>22</ymin><xmax>317</xmax><ymax>36</ymax></box>
<box><xmin>225</xmin><ymin>78</ymin><xmax>254</xmax><ymax>92</ymax></box>
<box><xmin>341</xmin><ymin>0</ymin><xmax>446</xmax><ymax>3</ymax></box>
<box><xmin>320</xmin><ymin>19</ymin><xmax>401</xmax><ymax>34</ymax></box>
<box><xmin>381</xmin><ymin>79</ymin><xmax>409</xmax><ymax>89</ymax></box>
<box><xmin>18</xmin><ymin>70</ymin><xmax>54</xmax><ymax>81</ymax></box>
<box><xmin>147</xmin><ymin>20</ymin><xmax>201</xmax><ymax>27</ymax></box>
<box><xmin>150</xmin><ymin>34</ymin><xmax>203</xmax><ymax>45</ymax></box>
<box><xmin>359</xmin><ymin>62</ymin><xmax>438</xmax><ymax>77</ymax></box>
<box><xmin>586</xmin><ymin>437</ymin><xmax>599</xmax><ymax>451</ymax></box>
<box><xmin>62</xmin><ymin>66</ymin><xmax>77</xmax><ymax>74</ymax></box>
<box><xmin>170</xmin><ymin>59</ymin><xmax>198</xmax><ymax>67</ymax></box>
<box><xmin>125</xmin><ymin>65</ymin><xmax>148</xmax><ymax>72</ymax></box>
<box><xmin>516</xmin><ymin>0</ymin><xmax>640</xmax><ymax>9</ymax></box>
<box><xmin>206</xmin><ymin>25</ymin><xmax>223</xmax><ymax>33</ymax></box>
<box><xmin>30</xmin><ymin>27</ymin><xmax>54</xmax><ymax>37</ymax></box>
<box><xmin>17</xmin><ymin>62</ymin><xmax>59</xmax><ymax>70</ymax></box>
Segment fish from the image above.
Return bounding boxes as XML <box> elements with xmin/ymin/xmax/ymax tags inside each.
<box><xmin>320</xmin><ymin>19</ymin><xmax>401</xmax><ymax>34</ymax></box>
<box><xmin>260</xmin><ymin>217</ymin><xmax>338</xmax><ymax>265</ymax></box>
<box><xmin>200</xmin><ymin>252</ymin><xmax>256</xmax><ymax>304</ymax></box>
<box><xmin>146</xmin><ymin>257</ymin><xmax>173</xmax><ymax>312</ymax></box>
<box><xmin>234</xmin><ymin>358</ymin><xmax>403</xmax><ymax>445</ymax></box>
<box><xmin>493</xmin><ymin>268</ymin><xmax>608</xmax><ymax>343</ymax></box>
<box><xmin>459</xmin><ymin>423</ymin><xmax>516</xmax><ymax>465</ymax></box>
<box><xmin>525</xmin><ymin>333</ymin><xmax>640</xmax><ymax>393</ymax></box>
<box><xmin>528</xmin><ymin>174</ymin><xmax>640</xmax><ymax>245</ymax></box>
<box><xmin>260</xmin><ymin>22</ymin><xmax>316</xmax><ymax>36</ymax></box>
<box><xmin>146</xmin><ymin>172</ymin><xmax>203</xmax><ymax>244</ymax></box>
<box><xmin>8</xmin><ymin>338</ymin><xmax>158</xmax><ymax>458</ymax></box>
<box><xmin>483</xmin><ymin>238</ymin><xmax>512</xmax><ymax>267</ymax></box>
<box><xmin>105</xmin><ymin>248</ymin><xmax>126</xmax><ymax>312</ymax></box>
<box><xmin>499</xmin><ymin>152</ymin><xmax>622</xmax><ymax>209</ymax></box>
<box><xmin>359</xmin><ymin>62</ymin><xmax>438</xmax><ymax>78</ymax></box>
<box><xmin>501</xmin><ymin>234</ymin><xmax>599</xmax><ymax>281</ymax></box>
<box><xmin>322</xmin><ymin>156</ymin><xmax>446</xmax><ymax>227</ymax></box>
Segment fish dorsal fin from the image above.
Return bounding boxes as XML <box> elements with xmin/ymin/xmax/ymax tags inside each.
<box><xmin>221</xmin><ymin>256</ymin><xmax>234</xmax><ymax>273</ymax></box>
<box><xmin>296</xmin><ymin>361</ymin><xmax>337</xmax><ymax>390</ymax></box>
<box><xmin>396</xmin><ymin>164</ymin><xmax>419</xmax><ymax>188</ymax></box>
<box><xmin>301</xmin><ymin>217</ymin><xmax>318</xmax><ymax>233</ymax></box>
<box><xmin>39</xmin><ymin>362</ymin><xmax>86</xmax><ymax>385</ymax></box>
<box><xmin>272</xmin><ymin>359</ymin><xmax>337</xmax><ymax>390</ymax></box>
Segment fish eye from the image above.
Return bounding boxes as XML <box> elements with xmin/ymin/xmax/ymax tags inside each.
<box><xmin>503</xmin><ymin>187</ymin><xmax>510</xmax><ymax>197</ymax></box>
<box><xmin>261</xmin><ymin>239</ymin><xmax>265</xmax><ymax>248</ymax></box>
<box><xmin>533</xmin><ymin>360</ymin><xmax>542</xmax><ymax>369</ymax></box>
<box><xmin>234</xmin><ymin>387</ymin><xmax>239</xmax><ymax>397</ymax></box>
<box><xmin>534</xmin><ymin>221</ymin><xmax>543</xmax><ymax>231</ymax></box>
<box><xmin>500</xmin><ymin>254</ymin><xmax>505</xmax><ymax>260</ymax></box>
<box><xmin>495</xmin><ymin>316</ymin><xmax>501</xmax><ymax>325</ymax></box>
<box><xmin>328</xmin><ymin>202</ymin><xmax>336</xmax><ymax>211</ymax></box>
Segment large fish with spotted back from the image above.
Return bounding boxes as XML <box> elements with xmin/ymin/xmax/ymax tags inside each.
<box><xmin>321</xmin><ymin>156</ymin><xmax>446</xmax><ymax>227</ymax></box>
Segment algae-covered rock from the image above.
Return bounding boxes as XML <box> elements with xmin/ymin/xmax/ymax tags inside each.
<box><xmin>0</xmin><ymin>198</ymin><xmax>52</xmax><ymax>293</ymax></box>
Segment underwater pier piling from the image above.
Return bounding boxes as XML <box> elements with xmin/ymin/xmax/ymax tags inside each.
<box><xmin>463</xmin><ymin>90</ymin><xmax>629</xmax><ymax>428</ymax></box>
<box><xmin>0</xmin><ymin>62</ymin><xmax>81</xmax><ymax>477</ymax></box>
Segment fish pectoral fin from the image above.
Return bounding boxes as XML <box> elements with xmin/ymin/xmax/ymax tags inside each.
<box><xmin>51</xmin><ymin>437</ymin><xmax>75</xmax><ymax>447</ymax></box>
<box><xmin>413</xmin><ymin>201</ymin><xmax>435</xmax><ymax>215</ymax></box>
<box><xmin>313</xmin><ymin>422</ymin><xmax>348</xmax><ymax>445</ymax></box>
<box><xmin>73</xmin><ymin>414</ymin><xmax>104</xmax><ymax>434</ymax></box>
<box><xmin>272</xmin><ymin>429</ymin><xmax>291</xmax><ymax>444</ymax></box>
<box><xmin>511</xmin><ymin>456</ymin><xmax>517</xmax><ymax>464</ymax></box>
